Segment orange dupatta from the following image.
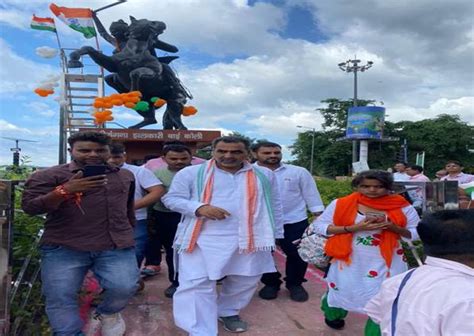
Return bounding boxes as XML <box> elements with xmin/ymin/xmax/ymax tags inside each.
<box><xmin>324</xmin><ymin>192</ymin><xmax>409</xmax><ymax>269</ymax></box>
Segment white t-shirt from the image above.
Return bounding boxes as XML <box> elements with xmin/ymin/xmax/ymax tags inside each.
<box><xmin>121</xmin><ymin>163</ymin><xmax>162</xmax><ymax>220</ymax></box>
<box><xmin>393</xmin><ymin>172</ymin><xmax>410</xmax><ymax>181</ymax></box>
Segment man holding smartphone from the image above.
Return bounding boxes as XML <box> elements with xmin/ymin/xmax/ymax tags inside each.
<box><xmin>22</xmin><ymin>131</ymin><xmax>137</xmax><ymax>336</ymax></box>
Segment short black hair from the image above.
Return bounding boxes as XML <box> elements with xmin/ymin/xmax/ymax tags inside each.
<box><xmin>163</xmin><ymin>144</ymin><xmax>191</xmax><ymax>156</ymax></box>
<box><xmin>351</xmin><ymin>170</ymin><xmax>394</xmax><ymax>190</ymax></box>
<box><xmin>67</xmin><ymin>131</ymin><xmax>111</xmax><ymax>148</ymax></box>
<box><xmin>417</xmin><ymin>210</ymin><xmax>474</xmax><ymax>257</ymax></box>
<box><xmin>251</xmin><ymin>141</ymin><xmax>281</xmax><ymax>152</ymax></box>
<box><xmin>163</xmin><ymin>140</ymin><xmax>186</xmax><ymax>146</ymax></box>
<box><xmin>212</xmin><ymin>136</ymin><xmax>250</xmax><ymax>151</ymax></box>
<box><xmin>445</xmin><ymin>160</ymin><xmax>462</xmax><ymax>166</ymax></box>
<box><xmin>109</xmin><ymin>142</ymin><xmax>126</xmax><ymax>155</ymax></box>
<box><xmin>408</xmin><ymin>164</ymin><xmax>423</xmax><ymax>173</ymax></box>
<box><xmin>394</xmin><ymin>162</ymin><xmax>407</xmax><ymax>167</ymax></box>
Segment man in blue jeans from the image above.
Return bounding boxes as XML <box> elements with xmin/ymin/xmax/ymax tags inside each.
<box><xmin>22</xmin><ymin>132</ymin><xmax>139</xmax><ymax>336</ymax></box>
<box><xmin>108</xmin><ymin>142</ymin><xmax>164</xmax><ymax>283</ymax></box>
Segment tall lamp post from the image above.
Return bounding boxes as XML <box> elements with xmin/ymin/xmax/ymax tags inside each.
<box><xmin>297</xmin><ymin>125</ymin><xmax>316</xmax><ymax>175</ymax></box>
<box><xmin>338</xmin><ymin>58</ymin><xmax>373</xmax><ymax>163</ymax></box>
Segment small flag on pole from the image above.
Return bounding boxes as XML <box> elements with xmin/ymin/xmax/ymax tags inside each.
<box><xmin>31</xmin><ymin>15</ymin><xmax>57</xmax><ymax>33</ymax></box>
<box><xmin>459</xmin><ymin>181</ymin><xmax>474</xmax><ymax>200</ymax></box>
<box><xmin>49</xmin><ymin>3</ymin><xmax>97</xmax><ymax>39</ymax></box>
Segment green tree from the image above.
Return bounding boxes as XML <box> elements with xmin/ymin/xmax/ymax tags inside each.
<box><xmin>291</xmin><ymin>98</ymin><xmax>373</xmax><ymax>176</ymax></box>
<box><xmin>291</xmin><ymin>99</ymin><xmax>474</xmax><ymax>178</ymax></box>
<box><xmin>392</xmin><ymin>115</ymin><xmax>474</xmax><ymax>176</ymax></box>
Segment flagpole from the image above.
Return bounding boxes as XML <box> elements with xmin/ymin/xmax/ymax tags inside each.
<box><xmin>53</xmin><ymin>21</ymin><xmax>62</xmax><ymax>50</ymax></box>
<box><xmin>51</xmin><ymin>18</ymin><xmax>67</xmax><ymax>73</ymax></box>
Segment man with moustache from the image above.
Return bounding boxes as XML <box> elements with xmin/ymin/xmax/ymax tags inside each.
<box><xmin>252</xmin><ymin>141</ymin><xmax>324</xmax><ymax>302</ymax></box>
<box><xmin>22</xmin><ymin>132</ymin><xmax>137</xmax><ymax>336</ymax></box>
<box><xmin>162</xmin><ymin>136</ymin><xmax>283</xmax><ymax>335</ymax></box>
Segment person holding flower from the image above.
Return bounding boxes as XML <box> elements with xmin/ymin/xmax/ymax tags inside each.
<box><xmin>312</xmin><ymin>170</ymin><xmax>420</xmax><ymax>335</ymax></box>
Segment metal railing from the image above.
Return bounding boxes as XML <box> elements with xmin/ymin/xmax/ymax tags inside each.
<box><xmin>393</xmin><ymin>180</ymin><xmax>459</xmax><ymax>214</ymax></box>
<box><xmin>0</xmin><ymin>180</ymin><xmax>45</xmax><ymax>335</ymax></box>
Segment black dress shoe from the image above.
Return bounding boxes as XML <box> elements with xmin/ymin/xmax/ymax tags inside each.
<box><xmin>258</xmin><ymin>285</ymin><xmax>280</xmax><ymax>300</ymax></box>
<box><xmin>287</xmin><ymin>285</ymin><xmax>309</xmax><ymax>302</ymax></box>
<box><xmin>325</xmin><ymin>318</ymin><xmax>345</xmax><ymax>330</ymax></box>
<box><xmin>164</xmin><ymin>283</ymin><xmax>178</xmax><ymax>298</ymax></box>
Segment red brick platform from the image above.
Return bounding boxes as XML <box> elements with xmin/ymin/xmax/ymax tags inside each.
<box><xmin>121</xmin><ymin>249</ymin><xmax>366</xmax><ymax>335</ymax></box>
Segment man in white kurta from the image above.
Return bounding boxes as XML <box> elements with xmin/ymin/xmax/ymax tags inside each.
<box><xmin>162</xmin><ymin>136</ymin><xmax>283</xmax><ymax>336</ymax></box>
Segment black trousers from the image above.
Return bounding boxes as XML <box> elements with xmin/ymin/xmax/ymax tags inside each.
<box><xmin>261</xmin><ymin>219</ymin><xmax>309</xmax><ymax>288</ymax></box>
<box><xmin>146</xmin><ymin>209</ymin><xmax>180</xmax><ymax>284</ymax></box>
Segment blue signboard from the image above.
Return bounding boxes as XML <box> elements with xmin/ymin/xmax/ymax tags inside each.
<box><xmin>346</xmin><ymin>106</ymin><xmax>385</xmax><ymax>139</ymax></box>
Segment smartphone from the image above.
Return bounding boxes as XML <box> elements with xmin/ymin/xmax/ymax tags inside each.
<box><xmin>365</xmin><ymin>212</ymin><xmax>386</xmax><ymax>223</ymax></box>
<box><xmin>82</xmin><ymin>165</ymin><xmax>107</xmax><ymax>178</ymax></box>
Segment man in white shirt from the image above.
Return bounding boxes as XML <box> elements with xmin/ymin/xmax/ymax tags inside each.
<box><xmin>162</xmin><ymin>136</ymin><xmax>283</xmax><ymax>335</ymax></box>
<box><xmin>252</xmin><ymin>142</ymin><xmax>324</xmax><ymax>302</ymax></box>
<box><xmin>365</xmin><ymin>209</ymin><xmax>474</xmax><ymax>336</ymax></box>
<box><xmin>108</xmin><ymin>143</ymin><xmax>165</xmax><ymax>269</ymax></box>
<box><xmin>393</xmin><ymin>162</ymin><xmax>410</xmax><ymax>181</ymax></box>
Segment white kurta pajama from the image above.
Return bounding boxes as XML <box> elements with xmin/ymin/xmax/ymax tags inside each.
<box><xmin>313</xmin><ymin>200</ymin><xmax>420</xmax><ymax>313</ymax></box>
<box><xmin>162</xmin><ymin>162</ymin><xmax>283</xmax><ymax>336</ymax></box>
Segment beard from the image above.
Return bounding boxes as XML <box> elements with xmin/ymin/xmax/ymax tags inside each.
<box><xmin>262</xmin><ymin>157</ymin><xmax>281</xmax><ymax>165</ymax></box>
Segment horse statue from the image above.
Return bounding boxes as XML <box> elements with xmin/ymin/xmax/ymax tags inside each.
<box><xmin>68</xmin><ymin>16</ymin><xmax>192</xmax><ymax>129</ymax></box>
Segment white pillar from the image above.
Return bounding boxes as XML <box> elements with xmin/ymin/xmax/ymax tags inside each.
<box><xmin>359</xmin><ymin>140</ymin><xmax>368</xmax><ymax>163</ymax></box>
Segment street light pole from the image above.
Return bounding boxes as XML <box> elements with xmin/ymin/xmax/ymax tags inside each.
<box><xmin>338</xmin><ymin>58</ymin><xmax>373</xmax><ymax>164</ymax></box>
<box><xmin>297</xmin><ymin>125</ymin><xmax>316</xmax><ymax>175</ymax></box>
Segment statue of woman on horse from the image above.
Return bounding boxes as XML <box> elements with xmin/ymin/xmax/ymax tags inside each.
<box><xmin>68</xmin><ymin>14</ymin><xmax>192</xmax><ymax>130</ymax></box>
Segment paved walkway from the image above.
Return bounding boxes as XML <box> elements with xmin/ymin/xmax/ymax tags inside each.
<box><xmin>120</xmin><ymin>249</ymin><xmax>366</xmax><ymax>335</ymax></box>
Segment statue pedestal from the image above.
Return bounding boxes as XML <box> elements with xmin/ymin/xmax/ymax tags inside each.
<box><xmin>79</xmin><ymin>128</ymin><xmax>221</xmax><ymax>164</ymax></box>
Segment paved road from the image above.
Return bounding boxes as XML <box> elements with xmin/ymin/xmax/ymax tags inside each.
<box><xmin>121</xmin><ymin>249</ymin><xmax>366</xmax><ymax>335</ymax></box>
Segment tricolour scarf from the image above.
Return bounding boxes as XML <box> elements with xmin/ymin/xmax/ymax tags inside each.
<box><xmin>324</xmin><ymin>192</ymin><xmax>409</xmax><ymax>269</ymax></box>
<box><xmin>175</xmin><ymin>159</ymin><xmax>276</xmax><ymax>253</ymax></box>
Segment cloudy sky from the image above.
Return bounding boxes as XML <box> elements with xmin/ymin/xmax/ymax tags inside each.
<box><xmin>0</xmin><ymin>0</ymin><xmax>472</xmax><ymax>166</ymax></box>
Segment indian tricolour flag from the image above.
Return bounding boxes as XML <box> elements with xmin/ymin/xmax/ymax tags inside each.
<box><xmin>459</xmin><ymin>181</ymin><xmax>474</xmax><ymax>200</ymax></box>
<box><xmin>49</xmin><ymin>3</ymin><xmax>96</xmax><ymax>39</ymax></box>
<box><xmin>31</xmin><ymin>15</ymin><xmax>56</xmax><ymax>33</ymax></box>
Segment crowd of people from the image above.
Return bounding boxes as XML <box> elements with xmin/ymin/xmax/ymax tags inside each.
<box><xmin>21</xmin><ymin>131</ymin><xmax>473</xmax><ymax>336</ymax></box>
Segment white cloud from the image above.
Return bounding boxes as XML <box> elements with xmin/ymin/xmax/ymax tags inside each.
<box><xmin>0</xmin><ymin>38</ymin><xmax>57</xmax><ymax>95</ymax></box>
<box><xmin>35</xmin><ymin>46</ymin><xmax>58</xmax><ymax>58</ymax></box>
<box><xmin>0</xmin><ymin>119</ymin><xmax>31</xmax><ymax>132</ymax></box>
<box><xmin>23</xmin><ymin>101</ymin><xmax>57</xmax><ymax>117</ymax></box>
<box><xmin>388</xmin><ymin>96</ymin><xmax>474</xmax><ymax>124</ymax></box>
<box><xmin>0</xmin><ymin>8</ymin><xmax>30</xmax><ymax>29</ymax></box>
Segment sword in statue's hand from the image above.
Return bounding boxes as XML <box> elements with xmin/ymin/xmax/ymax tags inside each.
<box><xmin>94</xmin><ymin>0</ymin><xmax>127</xmax><ymax>14</ymax></box>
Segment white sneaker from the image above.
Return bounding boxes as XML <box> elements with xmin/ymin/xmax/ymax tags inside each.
<box><xmin>85</xmin><ymin>312</ymin><xmax>126</xmax><ymax>336</ymax></box>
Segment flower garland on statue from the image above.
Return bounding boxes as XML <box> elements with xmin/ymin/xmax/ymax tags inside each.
<box><xmin>92</xmin><ymin>91</ymin><xmax>198</xmax><ymax>126</ymax></box>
